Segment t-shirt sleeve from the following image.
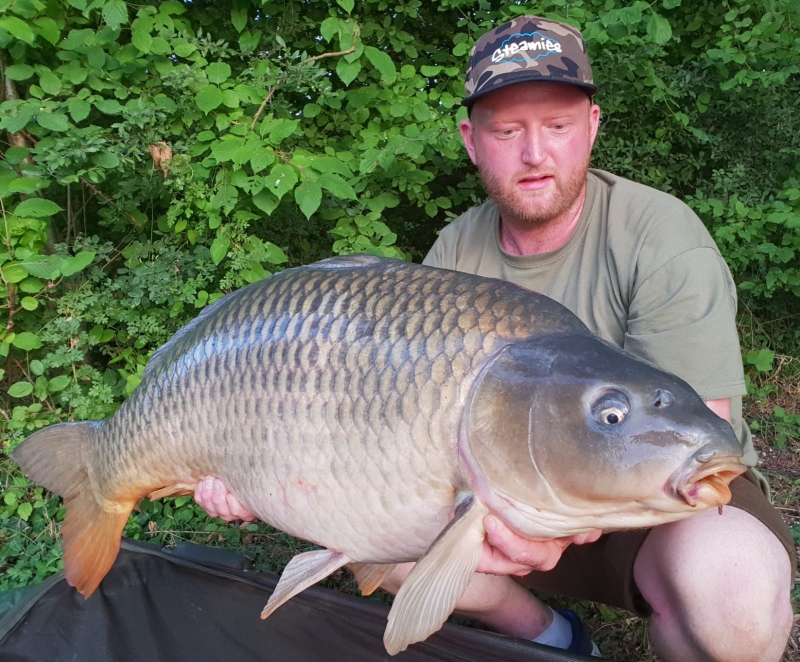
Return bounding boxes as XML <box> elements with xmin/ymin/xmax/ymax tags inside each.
<box><xmin>623</xmin><ymin>246</ymin><xmax>746</xmax><ymax>401</ymax></box>
<box><xmin>422</xmin><ymin>237</ymin><xmax>446</xmax><ymax>268</ymax></box>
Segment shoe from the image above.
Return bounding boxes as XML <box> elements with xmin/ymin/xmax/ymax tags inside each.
<box><xmin>554</xmin><ymin>608</ymin><xmax>602</xmax><ymax>657</ymax></box>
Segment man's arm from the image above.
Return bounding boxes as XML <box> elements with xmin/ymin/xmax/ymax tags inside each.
<box><xmin>705</xmin><ymin>398</ymin><xmax>731</xmax><ymax>423</ymax></box>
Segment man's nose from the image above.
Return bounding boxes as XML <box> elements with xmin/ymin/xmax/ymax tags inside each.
<box><xmin>521</xmin><ymin>130</ymin><xmax>546</xmax><ymax>167</ymax></box>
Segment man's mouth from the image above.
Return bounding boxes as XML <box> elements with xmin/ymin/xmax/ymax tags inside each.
<box><xmin>516</xmin><ymin>173</ymin><xmax>554</xmax><ymax>190</ymax></box>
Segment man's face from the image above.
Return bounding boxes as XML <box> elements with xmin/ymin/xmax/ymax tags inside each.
<box><xmin>460</xmin><ymin>82</ymin><xmax>600</xmax><ymax>228</ymax></box>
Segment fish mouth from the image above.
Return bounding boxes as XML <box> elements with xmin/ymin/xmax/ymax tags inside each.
<box><xmin>668</xmin><ymin>456</ymin><xmax>746</xmax><ymax>510</ymax></box>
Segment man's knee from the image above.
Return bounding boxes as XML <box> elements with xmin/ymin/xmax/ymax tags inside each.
<box><xmin>634</xmin><ymin>506</ymin><xmax>793</xmax><ymax>661</ymax></box>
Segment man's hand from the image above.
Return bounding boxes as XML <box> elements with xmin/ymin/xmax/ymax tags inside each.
<box><xmin>477</xmin><ymin>515</ymin><xmax>602</xmax><ymax>576</ymax></box>
<box><xmin>194</xmin><ymin>476</ymin><xmax>257</xmax><ymax>522</ymax></box>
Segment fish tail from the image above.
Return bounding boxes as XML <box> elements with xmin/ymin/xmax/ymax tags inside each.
<box><xmin>12</xmin><ymin>421</ymin><xmax>136</xmax><ymax>597</ymax></box>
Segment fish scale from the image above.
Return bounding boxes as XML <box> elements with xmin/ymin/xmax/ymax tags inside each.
<box><xmin>13</xmin><ymin>254</ymin><xmax>746</xmax><ymax>655</ymax></box>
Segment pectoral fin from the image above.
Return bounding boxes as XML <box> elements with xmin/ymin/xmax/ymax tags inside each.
<box><xmin>349</xmin><ymin>562</ymin><xmax>397</xmax><ymax>596</ymax></box>
<box><xmin>261</xmin><ymin>549</ymin><xmax>350</xmax><ymax>619</ymax></box>
<box><xmin>383</xmin><ymin>494</ymin><xmax>488</xmax><ymax>655</ymax></box>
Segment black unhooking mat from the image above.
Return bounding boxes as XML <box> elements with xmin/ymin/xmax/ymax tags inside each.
<box><xmin>0</xmin><ymin>538</ymin><xmax>602</xmax><ymax>662</ymax></box>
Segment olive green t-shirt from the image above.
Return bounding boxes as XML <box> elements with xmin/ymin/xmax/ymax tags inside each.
<box><xmin>424</xmin><ymin>168</ymin><xmax>759</xmax><ymax>472</ymax></box>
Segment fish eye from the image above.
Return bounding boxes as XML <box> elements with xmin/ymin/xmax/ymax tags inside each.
<box><xmin>653</xmin><ymin>389</ymin><xmax>673</xmax><ymax>408</ymax></box>
<box><xmin>591</xmin><ymin>390</ymin><xmax>629</xmax><ymax>426</ymax></box>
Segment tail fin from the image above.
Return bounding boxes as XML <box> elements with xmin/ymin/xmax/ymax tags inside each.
<box><xmin>12</xmin><ymin>422</ymin><xmax>136</xmax><ymax>597</ymax></box>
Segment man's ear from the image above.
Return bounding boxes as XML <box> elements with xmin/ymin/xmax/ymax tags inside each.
<box><xmin>459</xmin><ymin>118</ymin><xmax>478</xmax><ymax>166</ymax></box>
<box><xmin>588</xmin><ymin>103</ymin><xmax>601</xmax><ymax>150</ymax></box>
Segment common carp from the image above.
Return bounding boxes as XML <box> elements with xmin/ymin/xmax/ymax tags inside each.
<box><xmin>13</xmin><ymin>255</ymin><xmax>745</xmax><ymax>654</ymax></box>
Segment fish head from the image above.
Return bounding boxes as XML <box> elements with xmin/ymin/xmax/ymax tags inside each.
<box><xmin>460</xmin><ymin>333</ymin><xmax>746</xmax><ymax>538</ymax></box>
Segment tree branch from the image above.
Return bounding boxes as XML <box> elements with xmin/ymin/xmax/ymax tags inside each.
<box><xmin>79</xmin><ymin>178</ymin><xmax>143</xmax><ymax>228</ymax></box>
<box><xmin>250</xmin><ymin>29</ymin><xmax>360</xmax><ymax>131</ymax></box>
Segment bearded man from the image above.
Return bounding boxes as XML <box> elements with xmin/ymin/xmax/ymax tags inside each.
<box><xmin>195</xmin><ymin>16</ymin><xmax>795</xmax><ymax>662</ymax></box>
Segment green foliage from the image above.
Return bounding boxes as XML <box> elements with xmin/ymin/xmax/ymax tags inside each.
<box><xmin>0</xmin><ymin>0</ymin><xmax>798</xmax><ymax>595</ymax></box>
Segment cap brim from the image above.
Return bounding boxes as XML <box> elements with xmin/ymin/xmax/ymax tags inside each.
<box><xmin>462</xmin><ymin>76</ymin><xmax>599</xmax><ymax>107</ymax></box>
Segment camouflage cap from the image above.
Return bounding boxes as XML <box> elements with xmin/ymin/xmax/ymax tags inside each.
<box><xmin>464</xmin><ymin>16</ymin><xmax>598</xmax><ymax>107</ymax></box>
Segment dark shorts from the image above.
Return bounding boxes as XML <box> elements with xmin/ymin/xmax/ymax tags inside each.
<box><xmin>516</xmin><ymin>471</ymin><xmax>797</xmax><ymax>616</ymax></box>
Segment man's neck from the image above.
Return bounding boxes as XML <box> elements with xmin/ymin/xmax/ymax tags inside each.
<box><xmin>498</xmin><ymin>185</ymin><xmax>587</xmax><ymax>256</ymax></box>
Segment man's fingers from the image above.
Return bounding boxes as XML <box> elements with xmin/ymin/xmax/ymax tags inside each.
<box><xmin>195</xmin><ymin>477</ymin><xmax>220</xmax><ymax>518</ymax></box>
<box><xmin>477</xmin><ymin>541</ymin><xmax>541</xmax><ymax>576</ymax></box>
<box><xmin>195</xmin><ymin>475</ymin><xmax>256</xmax><ymax>522</ymax></box>
<box><xmin>480</xmin><ymin>516</ymin><xmax>603</xmax><ymax>576</ymax></box>
<box><xmin>226</xmin><ymin>493</ymin><xmax>256</xmax><ymax>522</ymax></box>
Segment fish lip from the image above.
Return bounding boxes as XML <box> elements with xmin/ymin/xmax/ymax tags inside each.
<box><xmin>668</xmin><ymin>456</ymin><xmax>746</xmax><ymax>508</ymax></box>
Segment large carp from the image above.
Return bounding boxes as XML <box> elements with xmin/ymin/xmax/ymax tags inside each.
<box><xmin>13</xmin><ymin>255</ymin><xmax>745</xmax><ymax>654</ymax></box>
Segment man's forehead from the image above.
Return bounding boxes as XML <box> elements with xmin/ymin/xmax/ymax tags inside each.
<box><xmin>471</xmin><ymin>83</ymin><xmax>592</xmax><ymax>118</ymax></box>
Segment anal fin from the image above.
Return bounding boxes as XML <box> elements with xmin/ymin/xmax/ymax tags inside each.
<box><xmin>383</xmin><ymin>493</ymin><xmax>488</xmax><ymax>656</ymax></box>
<box><xmin>261</xmin><ymin>549</ymin><xmax>350</xmax><ymax>619</ymax></box>
<box><xmin>349</xmin><ymin>562</ymin><xmax>397</xmax><ymax>596</ymax></box>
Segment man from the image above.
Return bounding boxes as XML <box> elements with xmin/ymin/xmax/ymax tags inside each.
<box><xmin>195</xmin><ymin>17</ymin><xmax>795</xmax><ymax>661</ymax></box>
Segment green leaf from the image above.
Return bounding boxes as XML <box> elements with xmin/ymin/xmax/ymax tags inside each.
<box><xmin>420</xmin><ymin>65</ymin><xmax>442</xmax><ymax>77</ymax></box>
<box><xmin>207</xmin><ymin>62</ymin><xmax>231</xmax><ymax>85</ymax></box>
<box><xmin>210</xmin><ymin>235</ymin><xmax>230</xmax><ymax>265</ymax></box>
<box><xmin>39</xmin><ymin>71</ymin><xmax>62</xmax><ymax>96</ymax></box>
<box><xmin>14</xmin><ymin>199</ymin><xmax>62</xmax><ymax>218</ymax></box>
<box><xmin>320</xmin><ymin>17</ymin><xmax>339</xmax><ymax>42</ymax></box>
<box><xmin>238</xmin><ymin>31</ymin><xmax>260</xmax><ymax>54</ymax></box>
<box><xmin>20</xmin><ymin>296</ymin><xmax>38</xmax><ymax>311</ymax></box>
<box><xmin>318</xmin><ymin>173</ymin><xmax>356</xmax><ymax>200</ymax></box>
<box><xmin>95</xmin><ymin>99</ymin><xmax>124</xmax><ymax>115</ymax></box>
<box><xmin>67</xmin><ymin>98</ymin><xmax>92</xmax><ymax>122</ymax></box>
<box><xmin>91</xmin><ymin>151</ymin><xmax>120</xmax><ymax>168</ymax></box>
<box><xmin>174</xmin><ymin>41</ymin><xmax>197</xmax><ymax>58</ymax></box>
<box><xmin>647</xmin><ymin>12</ymin><xmax>672</xmax><ymax>44</ymax></box>
<box><xmin>17</xmin><ymin>502</ymin><xmax>32</xmax><ymax>521</ymax></box>
<box><xmin>20</xmin><ymin>256</ymin><xmax>61</xmax><ymax>279</ymax></box>
<box><xmin>336</xmin><ymin>58</ymin><xmax>361</xmax><ymax>86</ymax></box>
<box><xmin>34</xmin><ymin>17</ymin><xmax>61</xmax><ymax>45</ymax></box>
<box><xmin>48</xmin><ymin>375</ymin><xmax>71</xmax><ymax>392</ymax></box>
<box><xmin>1</xmin><ymin>264</ymin><xmax>26</xmax><ymax>285</ymax></box>
<box><xmin>264</xmin><ymin>242</ymin><xmax>288</xmax><ymax>264</ymax></box>
<box><xmin>264</xmin><ymin>118</ymin><xmax>298</xmax><ymax>145</ymax></box>
<box><xmin>211</xmin><ymin>137</ymin><xmax>245</xmax><ymax>163</ymax></box>
<box><xmin>5</xmin><ymin>148</ymin><xmax>30</xmax><ymax>166</ymax></box>
<box><xmin>266</xmin><ymin>164</ymin><xmax>298</xmax><ymax>201</ymax></box>
<box><xmin>231</xmin><ymin>5</ymin><xmax>248</xmax><ymax>32</ymax></box>
<box><xmin>364</xmin><ymin>46</ymin><xmax>397</xmax><ymax>83</ymax></box>
<box><xmin>195</xmin><ymin>85</ymin><xmax>224</xmax><ymax>114</ymax></box>
<box><xmin>30</xmin><ymin>359</ymin><xmax>44</xmax><ymax>375</ymax></box>
<box><xmin>132</xmin><ymin>29</ymin><xmax>153</xmax><ymax>53</ymax></box>
<box><xmin>59</xmin><ymin>251</ymin><xmax>95</xmax><ymax>277</ymax></box>
<box><xmin>5</xmin><ymin>64</ymin><xmax>35</xmax><ymax>81</ymax></box>
<box><xmin>252</xmin><ymin>190</ymin><xmax>280</xmax><ymax>216</ymax></box>
<box><xmin>336</xmin><ymin>0</ymin><xmax>354</xmax><ymax>13</ymax></box>
<box><xmin>36</xmin><ymin>112</ymin><xmax>69</xmax><ymax>132</ymax></box>
<box><xmin>295</xmin><ymin>180</ymin><xmax>322</xmax><ymax>219</ymax></box>
<box><xmin>303</xmin><ymin>103</ymin><xmax>321</xmax><ymax>118</ymax></box>
<box><xmin>250</xmin><ymin>148</ymin><xmax>275</xmax><ymax>174</ymax></box>
<box><xmin>0</xmin><ymin>17</ymin><xmax>36</xmax><ymax>45</ymax></box>
<box><xmin>11</xmin><ymin>332</ymin><xmax>42</xmax><ymax>351</ymax></box>
<box><xmin>102</xmin><ymin>0</ymin><xmax>129</xmax><ymax>31</ymax></box>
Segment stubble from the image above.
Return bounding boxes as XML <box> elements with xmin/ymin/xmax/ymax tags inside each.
<box><xmin>476</xmin><ymin>152</ymin><xmax>590</xmax><ymax>228</ymax></box>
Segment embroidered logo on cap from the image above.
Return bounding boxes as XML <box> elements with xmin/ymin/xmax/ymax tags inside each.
<box><xmin>491</xmin><ymin>32</ymin><xmax>562</xmax><ymax>64</ymax></box>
